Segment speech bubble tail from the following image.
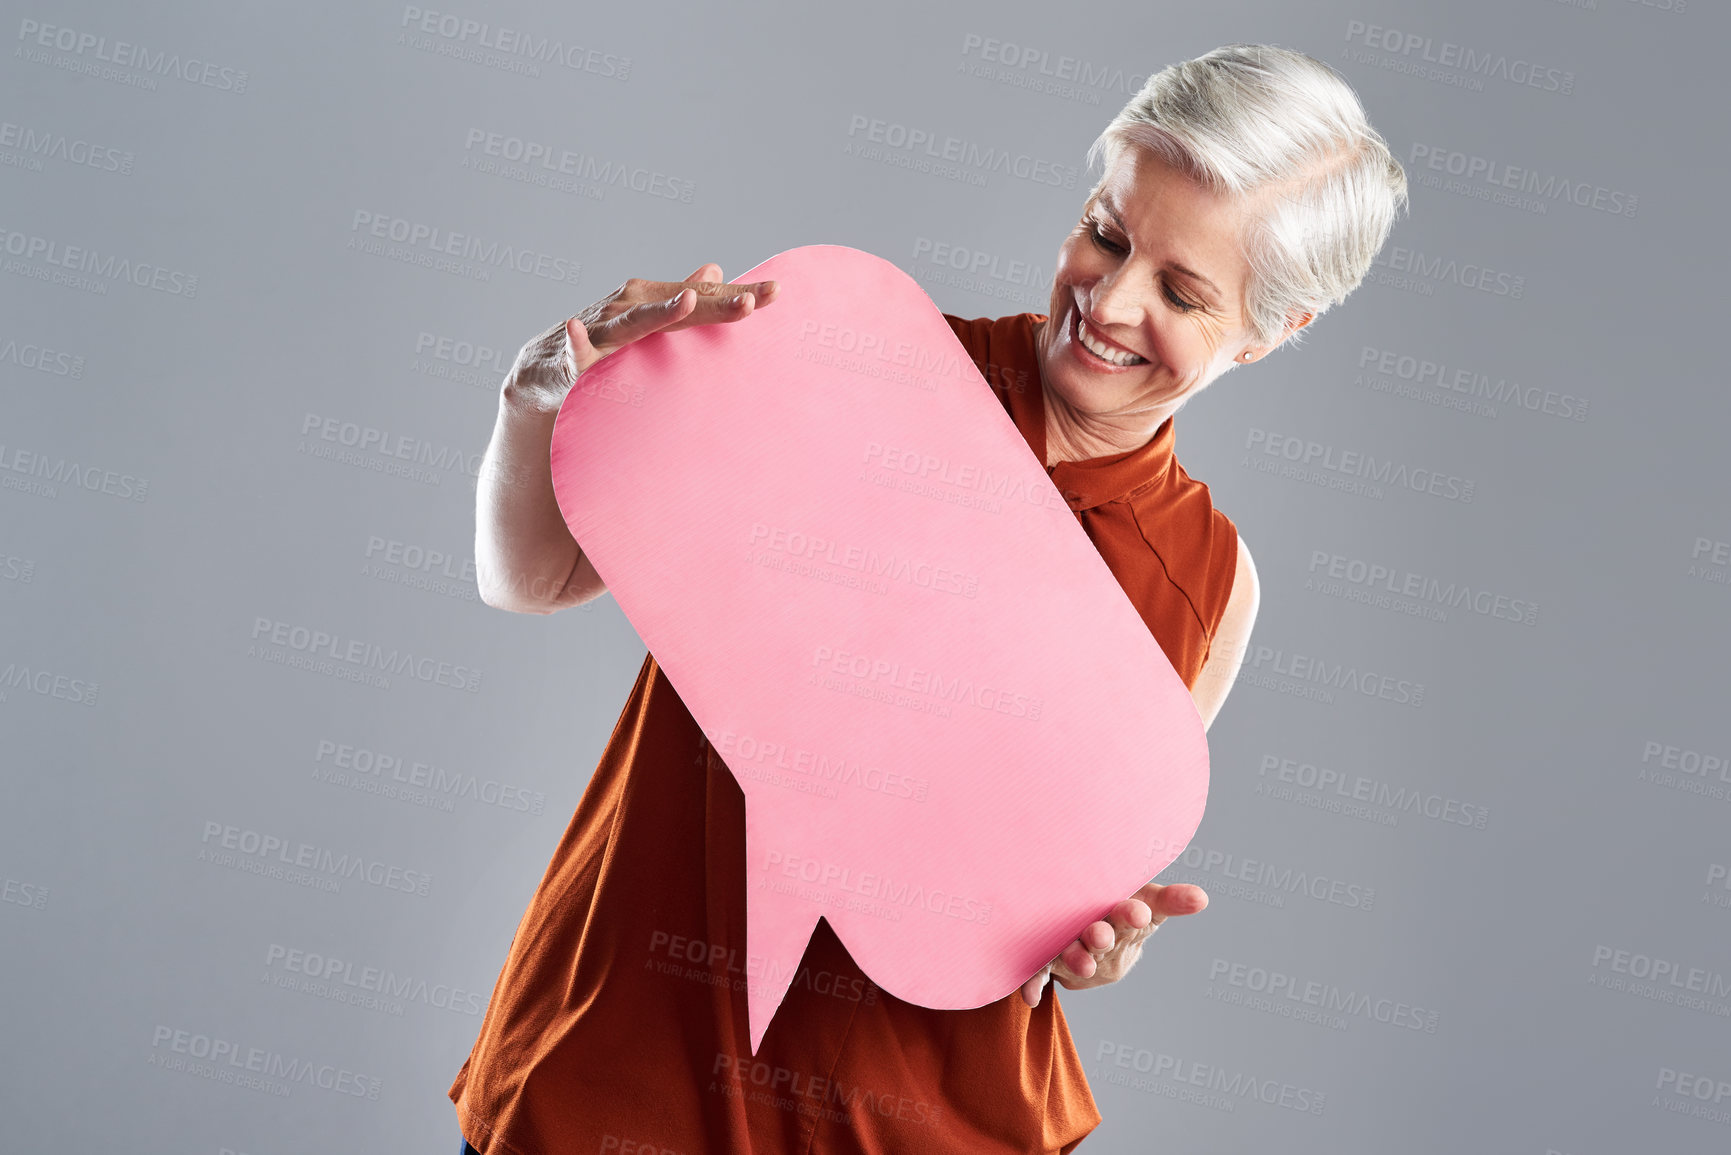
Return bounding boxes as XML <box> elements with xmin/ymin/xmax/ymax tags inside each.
<box><xmin>743</xmin><ymin>844</ymin><xmax>824</xmax><ymax>1056</ymax></box>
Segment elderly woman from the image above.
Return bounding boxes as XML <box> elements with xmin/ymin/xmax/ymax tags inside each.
<box><xmin>450</xmin><ymin>42</ymin><xmax>1407</xmax><ymax>1155</ymax></box>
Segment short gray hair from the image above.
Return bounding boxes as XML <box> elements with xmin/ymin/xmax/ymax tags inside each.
<box><xmin>1086</xmin><ymin>43</ymin><xmax>1409</xmax><ymax>352</ymax></box>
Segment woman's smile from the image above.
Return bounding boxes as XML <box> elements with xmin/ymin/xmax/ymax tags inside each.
<box><xmin>1035</xmin><ymin>142</ymin><xmax>1291</xmax><ymax>464</ymax></box>
<box><xmin>1062</xmin><ymin>297</ymin><xmax>1152</xmax><ymax>374</ymax></box>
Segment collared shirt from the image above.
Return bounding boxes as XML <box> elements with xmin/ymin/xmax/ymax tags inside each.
<box><xmin>946</xmin><ymin>312</ymin><xmax>1241</xmax><ymax>682</ymax></box>
<box><xmin>449</xmin><ymin>312</ymin><xmax>1242</xmax><ymax>1155</ymax></box>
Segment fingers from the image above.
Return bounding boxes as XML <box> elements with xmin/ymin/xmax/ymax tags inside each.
<box><xmin>1106</xmin><ymin>899</ymin><xmax>1153</xmax><ymax>940</ymax></box>
<box><xmin>1043</xmin><ymin>931</ymin><xmax>1105</xmax><ymax>992</ymax></box>
<box><xmin>565</xmin><ymin>271</ymin><xmax>781</xmax><ymax>375</ymax></box>
<box><xmin>1021</xmin><ymin>965</ymin><xmax>1051</xmax><ymax>1008</ymax></box>
<box><xmin>1034</xmin><ymin>888</ymin><xmax>1212</xmax><ymax>1003</ymax></box>
<box><xmin>1141</xmin><ymin>882</ymin><xmax>1209</xmax><ymax>920</ymax></box>
<box><xmin>646</xmin><ymin>278</ymin><xmax>779</xmax><ymax>333</ymax></box>
<box><xmin>1061</xmin><ymin>938</ymin><xmax>1099</xmax><ymax>978</ymax></box>
<box><xmin>1060</xmin><ymin>905</ymin><xmax>1167</xmax><ymax>983</ymax></box>
<box><xmin>564</xmin><ymin>316</ymin><xmax>589</xmax><ymax>368</ymax></box>
<box><xmin>583</xmin><ymin>289</ymin><xmax>699</xmax><ymax>361</ymax></box>
<box><xmin>601</xmin><ymin>271</ymin><xmax>781</xmax><ymax>343</ymax></box>
<box><xmin>643</xmin><ymin>275</ymin><xmax>778</xmax><ymax>308</ymax></box>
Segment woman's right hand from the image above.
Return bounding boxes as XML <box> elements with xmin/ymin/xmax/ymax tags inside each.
<box><xmin>502</xmin><ymin>263</ymin><xmax>781</xmax><ymax>413</ymax></box>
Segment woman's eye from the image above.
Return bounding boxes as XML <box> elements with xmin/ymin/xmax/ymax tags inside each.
<box><xmin>1087</xmin><ymin>222</ymin><xmax>1125</xmax><ymax>253</ymax></box>
<box><xmin>1087</xmin><ymin>221</ymin><xmax>1199</xmax><ymax>313</ymax></box>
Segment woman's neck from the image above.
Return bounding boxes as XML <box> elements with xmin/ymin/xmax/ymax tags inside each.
<box><xmin>1034</xmin><ymin>320</ymin><xmax>1176</xmax><ymax>467</ymax></box>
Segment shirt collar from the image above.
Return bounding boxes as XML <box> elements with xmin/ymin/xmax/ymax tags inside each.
<box><xmin>1006</xmin><ymin>314</ymin><xmax>1179</xmax><ymax>512</ymax></box>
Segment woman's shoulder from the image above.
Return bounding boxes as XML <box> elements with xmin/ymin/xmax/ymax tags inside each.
<box><xmin>943</xmin><ymin>313</ymin><xmax>1045</xmax><ymax>403</ymax></box>
<box><xmin>942</xmin><ymin>312</ymin><xmax>1045</xmax><ymax>348</ymax></box>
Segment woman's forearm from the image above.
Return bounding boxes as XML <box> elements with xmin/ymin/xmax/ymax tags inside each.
<box><xmin>473</xmin><ymin>277</ymin><xmax>774</xmax><ymax>613</ymax></box>
<box><xmin>474</xmin><ymin>384</ymin><xmax>583</xmax><ymax>612</ymax></box>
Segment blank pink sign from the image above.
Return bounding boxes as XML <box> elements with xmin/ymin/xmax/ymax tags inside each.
<box><xmin>549</xmin><ymin>244</ymin><xmax>1209</xmax><ymax>1054</ymax></box>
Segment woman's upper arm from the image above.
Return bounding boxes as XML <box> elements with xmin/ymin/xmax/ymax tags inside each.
<box><xmin>541</xmin><ymin>550</ymin><xmax>610</xmax><ymax>612</ymax></box>
<box><xmin>477</xmin><ymin>543</ymin><xmax>610</xmax><ymax>614</ymax></box>
<box><xmin>1192</xmin><ymin>533</ymin><xmax>1260</xmax><ymax>730</ymax></box>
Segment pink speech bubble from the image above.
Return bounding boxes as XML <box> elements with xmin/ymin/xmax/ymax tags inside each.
<box><xmin>549</xmin><ymin>244</ymin><xmax>1209</xmax><ymax>1054</ymax></box>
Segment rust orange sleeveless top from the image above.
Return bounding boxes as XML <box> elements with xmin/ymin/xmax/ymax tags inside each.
<box><xmin>449</xmin><ymin>312</ymin><xmax>1242</xmax><ymax>1154</ymax></box>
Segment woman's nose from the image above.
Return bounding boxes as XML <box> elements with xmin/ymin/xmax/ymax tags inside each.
<box><xmin>1083</xmin><ymin>271</ymin><xmax>1148</xmax><ymax>328</ymax></box>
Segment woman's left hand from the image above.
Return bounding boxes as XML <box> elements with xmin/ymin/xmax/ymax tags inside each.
<box><xmin>1020</xmin><ymin>882</ymin><xmax>1210</xmax><ymax>1007</ymax></box>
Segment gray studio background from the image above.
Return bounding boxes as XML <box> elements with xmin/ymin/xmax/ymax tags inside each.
<box><xmin>4</xmin><ymin>0</ymin><xmax>1728</xmax><ymax>1152</ymax></box>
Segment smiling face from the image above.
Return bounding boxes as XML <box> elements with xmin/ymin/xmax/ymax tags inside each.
<box><xmin>1035</xmin><ymin>144</ymin><xmax>1305</xmax><ymax>462</ymax></box>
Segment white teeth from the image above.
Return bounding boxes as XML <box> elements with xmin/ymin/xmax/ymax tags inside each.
<box><xmin>1077</xmin><ymin>317</ymin><xmax>1145</xmax><ymax>366</ymax></box>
